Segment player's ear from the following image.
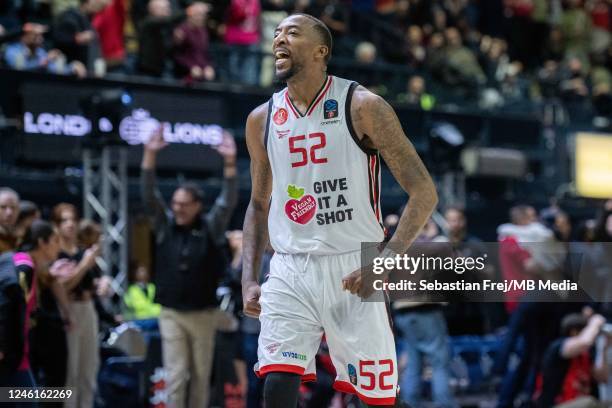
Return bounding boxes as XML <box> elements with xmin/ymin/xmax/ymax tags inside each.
<box><xmin>316</xmin><ymin>45</ymin><xmax>329</xmax><ymax>62</ymax></box>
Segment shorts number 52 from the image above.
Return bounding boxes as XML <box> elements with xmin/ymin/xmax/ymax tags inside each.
<box><xmin>359</xmin><ymin>359</ymin><xmax>394</xmax><ymax>391</ymax></box>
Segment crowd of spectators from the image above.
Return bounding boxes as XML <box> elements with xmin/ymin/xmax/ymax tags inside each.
<box><xmin>0</xmin><ymin>0</ymin><xmax>610</xmax><ymax>119</ymax></box>
<box><xmin>2</xmin><ymin>165</ymin><xmax>612</xmax><ymax>407</ymax></box>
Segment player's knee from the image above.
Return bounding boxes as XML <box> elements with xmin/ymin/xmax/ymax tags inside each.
<box><xmin>264</xmin><ymin>371</ymin><xmax>301</xmax><ymax>391</ymax></box>
<box><xmin>263</xmin><ymin>372</ymin><xmax>301</xmax><ymax>407</ymax></box>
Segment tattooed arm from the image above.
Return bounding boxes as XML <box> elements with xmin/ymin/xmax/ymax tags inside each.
<box><xmin>351</xmin><ymin>86</ymin><xmax>438</xmax><ymax>253</ymax></box>
<box><xmin>342</xmin><ymin>86</ymin><xmax>438</xmax><ymax>296</ymax></box>
<box><xmin>242</xmin><ymin>102</ymin><xmax>273</xmax><ymax>318</ymax></box>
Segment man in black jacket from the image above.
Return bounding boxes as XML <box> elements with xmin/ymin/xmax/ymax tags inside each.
<box><xmin>53</xmin><ymin>0</ymin><xmax>107</xmax><ymax>70</ymax></box>
<box><xmin>141</xmin><ymin>127</ymin><xmax>237</xmax><ymax>408</ymax></box>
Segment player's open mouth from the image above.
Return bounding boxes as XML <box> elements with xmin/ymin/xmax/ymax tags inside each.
<box><xmin>274</xmin><ymin>49</ymin><xmax>290</xmax><ymax>67</ymax></box>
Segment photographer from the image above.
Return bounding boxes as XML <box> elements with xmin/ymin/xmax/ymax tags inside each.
<box><xmin>536</xmin><ymin>313</ymin><xmax>610</xmax><ymax>408</ymax></box>
<box><xmin>140</xmin><ymin>127</ymin><xmax>237</xmax><ymax>408</ymax></box>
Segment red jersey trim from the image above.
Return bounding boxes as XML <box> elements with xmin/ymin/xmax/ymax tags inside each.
<box><xmin>333</xmin><ymin>380</ymin><xmax>396</xmax><ymax>406</ymax></box>
<box><xmin>283</xmin><ymin>76</ymin><xmax>332</xmax><ymax>118</ymax></box>
<box><xmin>306</xmin><ymin>76</ymin><xmax>333</xmax><ymax>116</ymax></box>
<box><xmin>255</xmin><ymin>364</ymin><xmax>317</xmax><ymax>383</ymax></box>
<box><xmin>284</xmin><ymin>90</ymin><xmax>300</xmax><ymax>118</ymax></box>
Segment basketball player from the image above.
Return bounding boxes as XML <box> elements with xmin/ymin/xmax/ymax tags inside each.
<box><xmin>242</xmin><ymin>14</ymin><xmax>438</xmax><ymax>408</ymax></box>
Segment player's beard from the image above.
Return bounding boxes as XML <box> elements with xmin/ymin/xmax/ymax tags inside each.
<box><xmin>275</xmin><ymin>59</ymin><xmax>303</xmax><ymax>82</ymax></box>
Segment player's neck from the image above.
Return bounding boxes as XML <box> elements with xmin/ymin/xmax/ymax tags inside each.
<box><xmin>286</xmin><ymin>71</ymin><xmax>328</xmax><ymax>112</ymax></box>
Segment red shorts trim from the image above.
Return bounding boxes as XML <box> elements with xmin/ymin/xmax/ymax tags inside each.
<box><xmin>255</xmin><ymin>364</ymin><xmax>317</xmax><ymax>383</ymax></box>
<box><xmin>333</xmin><ymin>380</ymin><xmax>396</xmax><ymax>406</ymax></box>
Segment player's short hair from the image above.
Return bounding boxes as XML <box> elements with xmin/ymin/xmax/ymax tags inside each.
<box><xmin>291</xmin><ymin>13</ymin><xmax>333</xmax><ymax>64</ymax></box>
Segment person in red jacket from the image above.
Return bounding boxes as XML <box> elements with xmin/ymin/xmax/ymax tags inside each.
<box><xmin>92</xmin><ymin>0</ymin><xmax>126</xmax><ymax>72</ymax></box>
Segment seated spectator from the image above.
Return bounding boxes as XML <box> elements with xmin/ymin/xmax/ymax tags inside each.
<box><xmin>536</xmin><ymin>313</ymin><xmax>610</xmax><ymax>407</ymax></box>
<box><xmin>53</xmin><ymin>0</ymin><xmax>109</xmax><ymax>72</ymax></box>
<box><xmin>441</xmin><ymin>27</ymin><xmax>486</xmax><ymax>92</ymax></box>
<box><xmin>4</xmin><ymin>23</ymin><xmax>86</xmax><ymax>77</ymax></box>
<box><xmin>355</xmin><ymin>40</ymin><xmax>377</xmax><ymax>64</ymax></box>
<box><xmin>397</xmin><ymin>75</ymin><xmax>436</xmax><ymax>110</ymax></box>
<box><xmin>51</xmin><ymin>0</ymin><xmax>79</xmax><ymax>18</ymax></box>
<box><xmin>172</xmin><ymin>2</ymin><xmax>215</xmax><ymax>83</ymax></box>
<box><xmin>560</xmin><ymin>57</ymin><xmax>590</xmax><ymax>102</ymax></box>
<box><xmin>404</xmin><ymin>25</ymin><xmax>426</xmax><ymax>68</ymax></box>
<box><xmin>137</xmin><ymin>0</ymin><xmax>192</xmax><ymax>77</ymax></box>
<box><xmin>560</xmin><ymin>0</ymin><xmax>592</xmax><ymax>63</ymax></box>
<box><xmin>123</xmin><ymin>263</ymin><xmax>161</xmax><ymax>320</ymax></box>
<box><xmin>537</xmin><ymin>60</ymin><xmax>562</xmax><ymax>99</ymax></box>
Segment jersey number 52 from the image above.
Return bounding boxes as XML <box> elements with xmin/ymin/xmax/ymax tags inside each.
<box><xmin>288</xmin><ymin>132</ymin><xmax>328</xmax><ymax>168</ymax></box>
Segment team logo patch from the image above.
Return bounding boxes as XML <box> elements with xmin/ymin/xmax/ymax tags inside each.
<box><xmin>348</xmin><ymin>364</ymin><xmax>358</xmax><ymax>385</ymax></box>
<box><xmin>284</xmin><ymin>184</ymin><xmax>317</xmax><ymax>225</ymax></box>
<box><xmin>323</xmin><ymin>99</ymin><xmax>338</xmax><ymax>119</ymax></box>
<box><xmin>273</xmin><ymin>108</ymin><xmax>288</xmax><ymax>125</ymax></box>
<box><xmin>265</xmin><ymin>343</ymin><xmax>281</xmax><ymax>354</ymax></box>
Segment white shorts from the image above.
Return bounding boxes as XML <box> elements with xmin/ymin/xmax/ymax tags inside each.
<box><xmin>255</xmin><ymin>251</ymin><xmax>398</xmax><ymax>406</ymax></box>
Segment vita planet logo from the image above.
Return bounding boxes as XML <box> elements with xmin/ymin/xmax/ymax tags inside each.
<box><xmin>24</xmin><ymin>109</ymin><xmax>224</xmax><ymax>146</ymax></box>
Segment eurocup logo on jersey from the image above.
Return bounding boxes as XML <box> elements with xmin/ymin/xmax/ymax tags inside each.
<box><xmin>273</xmin><ymin>108</ymin><xmax>288</xmax><ymax>125</ymax></box>
<box><xmin>348</xmin><ymin>364</ymin><xmax>358</xmax><ymax>385</ymax></box>
<box><xmin>323</xmin><ymin>99</ymin><xmax>338</xmax><ymax>119</ymax></box>
<box><xmin>284</xmin><ymin>184</ymin><xmax>317</xmax><ymax>225</ymax></box>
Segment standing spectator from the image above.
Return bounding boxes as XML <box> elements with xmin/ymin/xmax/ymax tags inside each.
<box><xmin>53</xmin><ymin>0</ymin><xmax>109</xmax><ymax>72</ymax></box>
<box><xmin>393</xmin><ymin>299</ymin><xmax>457</xmax><ymax>408</ymax></box>
<box><xmin>14</xmin><ymin>201</ymin><xmax>40</xmax><ymax>246</ymax></box>
<box><xmin>0</xmin><ymin>188</ymin><xmax>19</xmax><ymax>232</ymax></box>
<box><xmin>497</xmin><ymin>205</ymin><xmax>560</xmax><ymax>312</ymax></box>
<box><xmin>0</xmin><ymin>227</ymin><xmax>16</xmax><ymax>254</ymax></box>
<box><xmin>92</xmin><ymin>0</ymin><xmax>126</xmax><ymax>72</ymax></box>
<box><xmin>4</xmin><ymin>23</ymin><xmax>86</xmax><ymax>76</ymax></box>
<box><xmin>51</xmin><ymin>203</ymin><xmax>101</xmax><ymax>408</ymax></box>
<box><xmin>140</xmin><ymin>128</ymin><xmax>237</xmax><ymax>408</ymax></box>
<box><xmin>172</xmin><ymin>2</ymin><xmax>215</xmax><ymax>82</ymax></box>
<box><xmin>224</xmin><ymin>0</ymin><xmax>261</xmax><ymax>85</ymax></box>
<box><xmin>0</xmin><ymin>221</ymin><xmax>68</xmax><ymax>393</ymax></box>
<box><xmin>305</xmin><ymin>0</ymin><xmax>351</xmax><ymax>57</ymax></box>
<box><xmin>136</xmin><ymin>0</ymin><xmax>191</xmax><ymax>77</ymax></box>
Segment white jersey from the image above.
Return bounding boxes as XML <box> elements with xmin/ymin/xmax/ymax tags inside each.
<box><xmin>265</xmin><ymin>75</ymin><xmax>385</xmax><ymax>255</ymax></box>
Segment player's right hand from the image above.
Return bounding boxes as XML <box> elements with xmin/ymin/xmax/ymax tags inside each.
<box><xmin>242</xmin><ymin>282</ymin><xmax>261</xmax><ymax>318</ymax></box>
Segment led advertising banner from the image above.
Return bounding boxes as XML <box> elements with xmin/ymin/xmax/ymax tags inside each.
<box><xmin>574</xmin><ymin>132</ymin><xmax>612</xmax><ymax>199</ymax></box>
<box><xmin>17</xmin><ymin>80</ymin><xmax>229</xmax><ymax>172</ymax></box>
<box><xmin>21</xmin><ymin>81</ymin><xmax>226</xmax><ymax>146</ymax></box>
